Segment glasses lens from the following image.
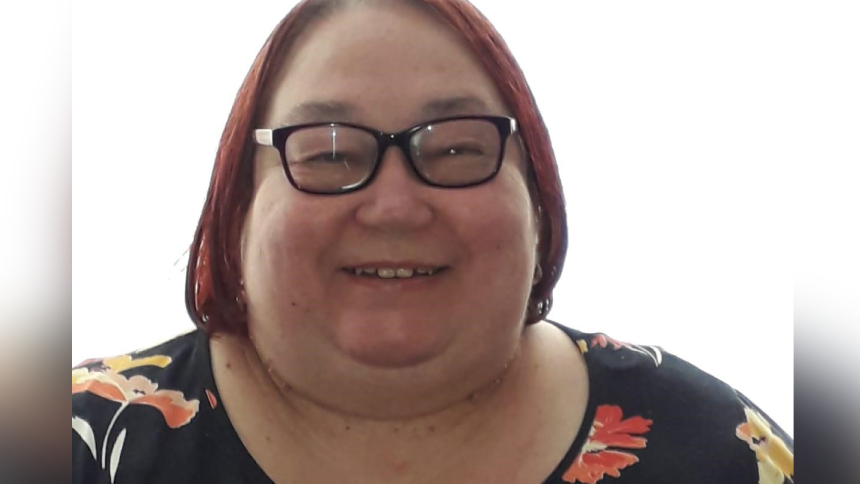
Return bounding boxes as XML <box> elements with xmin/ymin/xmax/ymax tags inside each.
<box><xmin>284</xmin><ymin>125</ymin><xmax>378</xmax><ymax>192</ymax></box>
<box><xmin>410</xmin><ymin>119</ymin><xmax>502</xmax><ymax>186</ymax></box>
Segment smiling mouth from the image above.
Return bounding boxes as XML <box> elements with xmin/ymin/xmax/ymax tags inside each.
<box><xmin>342</xmin><ymin>266</ymin><xmax>448</xmax><ymax>279</ymax></box>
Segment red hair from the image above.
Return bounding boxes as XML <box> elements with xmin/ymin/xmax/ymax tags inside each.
<box><xmin>185</xmin><ymin>0</ymin><xmax>568</xmax><ymax>335</ymax></box>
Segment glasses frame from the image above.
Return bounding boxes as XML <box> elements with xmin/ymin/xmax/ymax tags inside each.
<box><xmin>253</xmin><ymin>114</ymin><xmax>518</xmax><ymax>195</ymax></box>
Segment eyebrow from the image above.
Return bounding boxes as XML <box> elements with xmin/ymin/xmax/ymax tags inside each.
<box><xmin>279</xmin><ymin>101</ymin><xmax>357</xmax><ymax>126</ymax></box>
<box><xmin>419</xmin><ymin>95</ymin><xmax>494</xmax><ymax>118</ymax></box>
<box><xmin>278</xmin><ymin>95</ymin><xmax>496</xmax><ymax>126</ymax></box>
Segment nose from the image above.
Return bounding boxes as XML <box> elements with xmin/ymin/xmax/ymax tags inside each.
<box><xmin>354</xmin><ymin>146</ymin><xmax>433</xmax><ymax>230</ymax></box>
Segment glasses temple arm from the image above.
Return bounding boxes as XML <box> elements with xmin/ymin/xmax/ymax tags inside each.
<box><xmin>254</xmin><ymin>129</ymin><xmax>274</xmax><ymax>147</ymax></box>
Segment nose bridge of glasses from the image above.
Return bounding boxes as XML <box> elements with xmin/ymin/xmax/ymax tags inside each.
<box><xmin>373</xmin><ymin>130</ymin><xmax>420</xmax><ymax>178</ymax></box>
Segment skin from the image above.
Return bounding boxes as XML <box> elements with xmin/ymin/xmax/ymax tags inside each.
<box><xmin>209</xmin><ymin>2</ymin><xmax>589</xmax><ymax>482</ymax></box>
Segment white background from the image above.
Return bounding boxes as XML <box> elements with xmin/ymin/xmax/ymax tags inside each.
<box><xmin>68</xmin><ymin>0</ymin><xmax>860</xmax><ymax>437</ymax></box>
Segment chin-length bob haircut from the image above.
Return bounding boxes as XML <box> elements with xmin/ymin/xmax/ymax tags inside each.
<box><xmin>185</xmin><ymin>0</ymin><xmax>568</xmax><ymax>335</ymax></box>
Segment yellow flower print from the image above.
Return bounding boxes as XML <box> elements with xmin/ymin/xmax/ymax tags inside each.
<box><xmin>102</xmin><ymin>354</ymin><xmax>172</xmax><ymax>373</ymax></box>
<box><xmin>736</xmin><ymin>406</ymin><xmax>794</xmax><ymax>484</ymax></box>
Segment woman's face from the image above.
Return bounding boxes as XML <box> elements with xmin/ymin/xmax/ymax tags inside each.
<box><xmin>242</xmin><ymin>1</ymin><xmax>538</xmax><ymax>411</ymax></box>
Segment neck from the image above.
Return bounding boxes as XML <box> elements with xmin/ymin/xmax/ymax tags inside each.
<box><xmin>210</xmin><ymin>328</ymin><xmax>533</xmax><ymax>481</ymax></box>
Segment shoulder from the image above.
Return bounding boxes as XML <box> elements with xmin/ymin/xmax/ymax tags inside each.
<box><xmin>72</xmin><ymin>331</ymin><xmax>216</xmax><ymax>484</ymax></box>
<box><xmin>548</xmin><ymin>319</ymin><xmax>757</xmax><ymax>406</ymax></box>
<box><xmin>545</xmin><ymin>320</ymin><xmax>794</xmax><ymax>483</ymax></box>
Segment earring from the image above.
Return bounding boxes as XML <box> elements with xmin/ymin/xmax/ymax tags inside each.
<box><xmin>236</xmin><ymin>279</ymin><xmax>247</xmax><ymax>306</ymax></box>
<box><xmin>526</xmin><ymin>297</ymin><xmax>549</xmax><ymax>321</ymax></box>
<box><xmin>532</xmin><ymin>264</ymin><xmax>543</xmax><ymax>285</ymax></box>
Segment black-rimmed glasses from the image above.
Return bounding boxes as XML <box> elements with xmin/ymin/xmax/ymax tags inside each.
<box><xmin>253</xmin><ymin>115</ymin><xmax>517</xmax><ymax>195</ymax></box>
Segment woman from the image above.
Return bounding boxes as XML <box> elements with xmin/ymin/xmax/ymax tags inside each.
<box><xmin>72</xmin><ymin>0</ymin><xmax>794</xmax><ymax>483</ymax></box>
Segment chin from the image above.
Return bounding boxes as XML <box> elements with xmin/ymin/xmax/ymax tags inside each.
<box><xmin>346</xmin><ymin>346</ymin><xmax>439</xmax><ymax>369</ymax></box>
<box><xmin>332</xmin><ymin>312</ymin><xmax>454</xmax><ymax>369</ymax></box>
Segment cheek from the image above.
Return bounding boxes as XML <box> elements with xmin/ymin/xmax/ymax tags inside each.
<box><xmin>455</xmin><ymin>172</ymin><xmax>537</xmax><ymax>287</ymax></box>
<box><xmin>241</xmin><ymin>181</ymin><xmax>335</xmax><ymax>309</ymax></box>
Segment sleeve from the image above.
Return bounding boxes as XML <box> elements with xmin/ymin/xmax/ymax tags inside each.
<box><xmin>733</xmin><ymin>390</ymin><xmax>794</xmax><ymax>483</ymax></box>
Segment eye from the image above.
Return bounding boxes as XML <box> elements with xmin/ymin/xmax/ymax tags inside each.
<box><xmin>311</xmin><ymin>152</ymin><xmax>347</xmax><ymax>163</ymax></box>
<box><xmin>295</xmin><ymin>151</ymin><xmax>358</xmax><ymax>165</ymax></box>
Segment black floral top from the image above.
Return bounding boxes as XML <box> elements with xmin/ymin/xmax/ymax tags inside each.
<box><xmin>72</xmin><ymin>320</ymin><xmax>794</xmax><ymax>484</ymax></box>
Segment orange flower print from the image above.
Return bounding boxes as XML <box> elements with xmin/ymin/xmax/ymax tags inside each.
<box><xmin>587</xmin><ymin>334</ymin><xmax>663</xmax><ymax>367</ymax></box>
<box><xmin>563</xmin><ymin>405</ymin><xmax>653</xmax><ymax>484</ymax></box>
<box><xmin>73</xmin><ymin>368</ymin><xmax>199</xmax><ymax>428</ymax></box>
<box><xmin>591</xmin><ymin>334</ymin><xmax>627</xmax><ymax>351</ymax></box>
<box><xmin>736</xmin><ymin>406</ymin><xmax>794</xmax><ymax>484</ymax></box>
<box><xmin>206</xmin><ymin>389</ymin><xmax>218</xmax><ymax>409</ymax></box>
<box><xmin>72</xmin><ymin>353</ymin><xmax>199</xmax><ymax>483</ymax></box>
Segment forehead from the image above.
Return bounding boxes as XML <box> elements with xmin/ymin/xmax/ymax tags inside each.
<box><xmin>261</xmin><ymin>2</ymin><xmax>510</xmax><ymax>130</ymax></box>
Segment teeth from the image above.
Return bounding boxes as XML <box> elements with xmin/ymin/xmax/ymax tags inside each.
<box><xmin>395</xmin><ymin>268</ymin><xmax>414</xmax><ymax>278</ymax></box>
<box><xmin>348</xmin><ymin>267</ymin><xmax>441</xmax><ymax>279</ymax></box>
